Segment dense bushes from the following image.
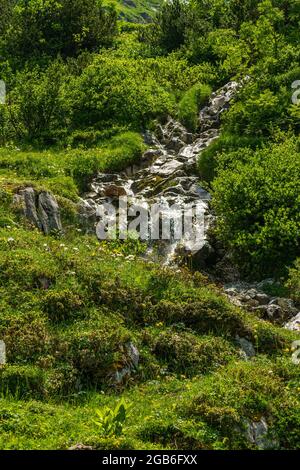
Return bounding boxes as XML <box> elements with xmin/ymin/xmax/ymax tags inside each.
<box><xmin>68</xmin><ymin>55</ymin><xmax>176</xmax><ymax>130</ymax></box>
<box><xmin>212</xmin><ymin>137</ymin><xmax>300</xmax><ymax>277</ymax></box>
<box><xmin>2</xmin><ymin>0</ymin><xmax>117</xmax><ymax>63</ymax></box>
<box><xmin>1</xmin><ymin>54</ymin><xmax>217</xmax><ymax>144</ymax></box>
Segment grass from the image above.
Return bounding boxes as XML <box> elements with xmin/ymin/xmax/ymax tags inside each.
<box><xmin>0</xmin><ymin>131</ymin><xmax>146</xmax><ymax>199</ymax></box>
<box><xmin>0</xmin><ymin>119</ymin><xmax>299</xmax><ymax>450</ymax></box>
<box><xmin>0</xmin><ymin>210</ymin><xmax>299</xmax><ymax>449</ymax></box>
<box><xmin>0</xmin><ymin>356</ymin><xmax>299</xmax><ymax>450</ymax></box>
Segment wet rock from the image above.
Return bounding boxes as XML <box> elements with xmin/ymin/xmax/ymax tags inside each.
<box><xmin>165</xmin><ymin>137</ymin><xmax>185</xmax><ymax>152</ymax></box>
<box><xmin>153</xmin><ymin>160</ymin><xmax>184</xmax><ymax>177</ymax></box>
<box><xmin>143</xmin><ymin>130</ymin><xmax>159</xmax><ymax>146</ymax></box>
<box><xmin>142</xmin><ymin>148</ymin><xmax>164</xmax><ymax>162</ymax></box>
<box><xmin>254</xmin><ymin>293</ymin><xmax>270</xmax><ymax>305</ymax></box>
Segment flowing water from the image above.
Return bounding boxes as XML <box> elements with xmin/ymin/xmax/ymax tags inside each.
<box><xmin>80</xmin><ymin>81</ymin><xmax>241</xmax><ymax>265</ymax></box>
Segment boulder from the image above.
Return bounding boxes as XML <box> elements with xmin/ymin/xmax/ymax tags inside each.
<box><xmin>15</xmin><ymin>187</ymin><xmax>62</xmax><ymax>235</ymax></box>
<box><xmin>110</xmin><ymin>342</ymin><xmax>140</xmax><ymax>386</ymax></box>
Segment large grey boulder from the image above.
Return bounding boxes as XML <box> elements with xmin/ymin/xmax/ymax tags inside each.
<box><xmin>38</xmin><ymin>191</ymin><xmax>62</xmax><ymax>234</ymax></box>
<box><xmin>23</xmin><ymin>187</ymin><xmax>42</xmax><ymax>230</ymax></box>
<box><xmin>14</xmin><ymin>187</ymin><xmax>62</xmax><ymax>235</ymax></box>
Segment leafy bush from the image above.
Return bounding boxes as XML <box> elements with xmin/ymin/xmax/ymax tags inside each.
<box><xmin>212</xmin><ymin>136</ymin><xmax>300</xmax><ymax>277</ymax></box>
<box><xmin>94</xmin><ymin>399</ymin><xmax>132</xmax><ymax>438</ymax></box>
<box><xmin>178</xmin><ymin>83</ymin><xmax>212</xmax><ymax>131</ymax></box>
<box><xmin>69</xmin><ymin>54</ymin><xmax>176</xmax><ymax>130</ymax></box>
<box><xmin>57</xmin><ymin>321</ymin><xmax>132</xmax><ymax>387</ymax></box>
<box><xmin>197</xmin><ymin>133</ymin><xmax>264</xmax><ymax>182</ymax></box>
<box><xmin>286</xmin><ymin>259</ymin><xmax>300</xmax><ymax>303</ymax></box>
<box><xmin>5</xmin><ymin>61</ymin><xmax>69</xmax><ymax>144</ymax></box>
<box><xmin>3</xmin><ymin>0</ymin><xmax>117</xmax><ymax>62</ymax></box>
<box><xmin>0</xmin><ymin>313</ymin><xmax>50</xmax><ymax>364</ymax></box>
<box><xmin>42</xmin><ymin>288</ymin><xmax>84</xmax><ymax>322</ymax></box>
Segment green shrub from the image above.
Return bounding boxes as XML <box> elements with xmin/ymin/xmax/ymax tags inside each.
<box><xmin>57</xmin><ymin>322</ymin><xmax>132</xmax><ymax>388</ymax></box>
<box><xmin>42</xmin><ymin>288</ymin><xmax>84</xmax><ymax>322</ymax></box>
<box><xmin>197</xmin><ymin>134</ymin><xmax>264</xmax><ymax>182</ymax></box>
<box><xmin>185</xmin><ymin>358</ymin><xmax>300</xmax><ymax>449</ymax></box>
<box><xmin>69</xmin><ymin>54</ymin><xmax>176</xmax><ymax>130</ymax></box>
<box><xmin>0</xmin><ymin>248</ymin><xmax>59</xmax><ymax>288</ymax></box>
<box><xmin>0</xmin><ymin>312</ymin><xmax>51</xmax><ymax>364</ymax></box>
<box><xmin>0</xmin><ymin>365</ymin><xmax>46</xmax><ymax>399</ymax></box>
<box><xmin>286</xmin><ymin>258</ymin><xmax>300</xmax><ymax>303</ymax></box>
<box><xmin>4</xmin><ymin>0</ymin><xmax>117</xmax><ymax>61</ymax></box>
<box><xmin>147</xmin><ymin>328</ymin><xmax>236</xmax><ymax>376</ymax></box>
<box><xmin>146</xmin><ymin>296</ymin><xmax>247</xmax><ymax>336</ymax></box>
<box><xmin>178</xmin><ymin>83</ymin><xmax>212</xmax><ymax>131</ymax></box>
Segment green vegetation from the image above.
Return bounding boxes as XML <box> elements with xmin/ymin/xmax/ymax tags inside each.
<box><xmin>0</xmin><ymin>0</ymin><xmax>299</xmax><ymax>450</ymax></box>
<box><xmin>178</xmin><ymin>84</ymin><xmax>212</xmax><ymax>131</ymax></box>
<box><xmin>212</xmin><ymin>137</ymin><xmax>300</xmax><ymax>277</ymax></box>
<box><xmin>116</xmin><ymin>1</ymin><xmax>162</xmax><ymax>23</ymax></box>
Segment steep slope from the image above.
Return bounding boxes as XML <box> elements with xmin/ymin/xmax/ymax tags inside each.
<box><xmin>116</xmin><ymin>0</ymin><xmax>162</xmax><ymax>22</ymax></box>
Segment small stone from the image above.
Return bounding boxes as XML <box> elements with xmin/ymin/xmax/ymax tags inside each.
<box><xmin>68</xmin><ymin>443</ymin><xmax>93</xmax><ymax>451</ymax></box>
<box><xmin>236</xmin><ymin>336</ymin><xmax>256</xmax><ymax>359</ymax></box>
